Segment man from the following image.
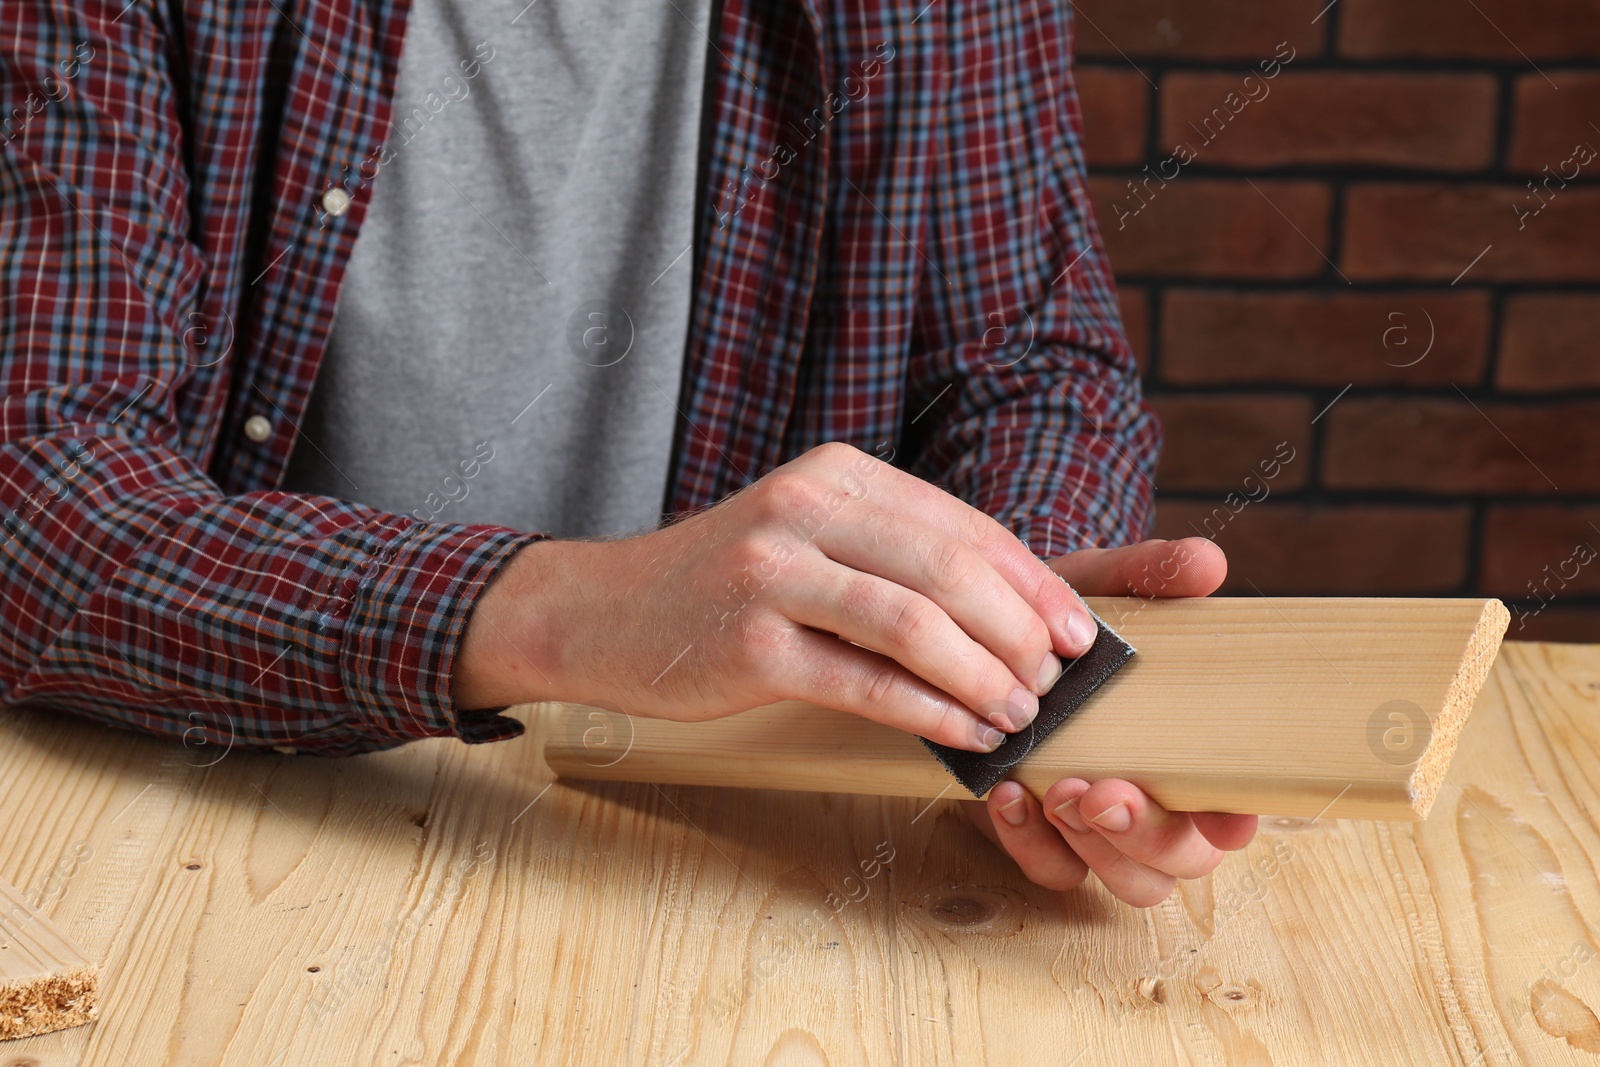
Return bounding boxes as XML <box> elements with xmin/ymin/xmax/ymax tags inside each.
<box><xmin>0</xmin><ymin>0</ymin><xmax>1256</xmax><ymax>906</ymax></box>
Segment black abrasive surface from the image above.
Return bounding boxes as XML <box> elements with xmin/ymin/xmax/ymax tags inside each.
<box><xmin>919</xmin><ymin>612</ymin><xmax>1136</xmax><ymax>798</ymax></box>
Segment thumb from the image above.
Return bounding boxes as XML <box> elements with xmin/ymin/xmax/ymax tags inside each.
<box><xmin>1046</xmin><ymin>537</ymin><xmax>1227</xmax><ymax>599</ymax></box>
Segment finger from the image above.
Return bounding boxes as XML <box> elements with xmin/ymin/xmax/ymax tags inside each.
<box><xmin>1042</xmin><ymin>779</ymin><xmax>1175</xmax><ymax>908</ymax></box>
<box><xmin>980</xmin><ymin>782</ymin><xmax>1090</xmax><ymax>891</ymax></box>
<box><xmin>800</xmin><ymin>524</ymin><xmax>1059</xmax><ymax>697</ymax></box>
<box><xmin>787</xmin><ymin>627</ymin><xmax>1004</xmax><ymax>751</ymax></box>
<box><xmin>1047</xmin><ymin>538</ymin><xmax>1227</xmax><ymax>599</ymax></box>
<box><xmin>1073</xmin><ymin>779</ymin><xmax>1225</xmax><ymax>881</ymax></box>
<box><xmin>780</xmin><ymin>556</ymin><xmax>1043</xmax><ymax>729</ymax></box>
<box><xmin>829</xmin><ymin>457</ymin><xmax>1093</xmax><ymax>659</ymax></box>
<box><xmin>1193</xmin><ymin>811</ymin><xmax>1260</xmax><ymax>852</ymax></box>
<box><xmin>783</xmin><ymin>557</ymin><xmax>1040</xmax><ymax>730</ymax></box>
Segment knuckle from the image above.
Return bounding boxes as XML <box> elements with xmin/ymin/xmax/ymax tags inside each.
<box><xmin>1031</xmin><ymin>565</ymin><xmax>1072</xmax><ymax>608</ymax></box>
<box><xmin>1007</xmin><ymin>613</ymin><xmax>1053</xmax><ymax>671</ymax></box>
<box><xmin>925</xmin><ymin>539</ymin><xmax>976</xmax><ymax>595</ymax></box>
<box><xmin>933</xmin><ymin>701</ymin><xmax>976</xmax><ymax>748</ymax></box>
<box><xmin>810</xmin><ymin>440</ymin><xmax>860</xmax><ymax>467</ymax></box>
<box><xmin>754</xmin><ymin>471</ymin><xmax>822</xmax><ymax>521</ymax></box>
<box><xmin>861</xmin><ymin>662</ymin><xmax>901</xmax><ymax>708</ymax></box>
<box><xmin>960</xmin><ymin>505</ymin><xmax>1000</xmax><ymax>550</ymax></box>
<box><xmin>838</xmin><ymin>575</ymin><xmax>883</xmax><ymax>623</ymax></box>
<box><xmin>887</xmin><ymin>596</ymin><xmax>934</xmax><ymax>650</ymax></box>
<box><xmin>725</xmin><ymin>531</ymin><xmax>785</xmax><ymax>575</ymax></box>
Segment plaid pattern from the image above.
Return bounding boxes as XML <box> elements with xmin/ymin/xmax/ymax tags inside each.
<box><xmin>0</xmin><ymin>0</ymin><xmax>1157</xmax><ymax>755</ymax></box>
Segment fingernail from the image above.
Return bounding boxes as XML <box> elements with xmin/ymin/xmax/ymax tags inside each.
<box><xmin>1052</xmin><ymin>797</ymin><xmax>1090</xmax><ymax>833</ymax></box>
<box><xmin>1066</xmin><ymin>612</ymin><xmax>1097</xmax><ymax>653</ymax></box>
<box><xmin>997</xmin><ymin>792</ymin><xmax>1027</xmax><ymax>827</ymax></box>
<box><xmin>1035</xmin><ymin>653</ymin><xmax>1062</xmax><ymax>693</ymax></box>
<box><xmin>999</xmin><ymin>687</ymin><xmax>1038</xmax><ymax>729</ymax></box>
<box><xmin>1091</xmin><ymin>803</ymin><xmax>1131</xmax><ymax>833</ymax></box>
<box><xmin>978</xmin><ymin>725</ymin><xmax>1005</xmax><ymax>751</ymax></box>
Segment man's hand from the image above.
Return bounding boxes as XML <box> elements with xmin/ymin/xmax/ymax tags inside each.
<box><xmin>455</xmin><ymin>442</ymin><xmax>1101</xmax><ymax>753</ymax></box>
<box><xmin>958</xmin><ymin>537</ymin><xmax>1260</xmax><ymax>906</ymax></box>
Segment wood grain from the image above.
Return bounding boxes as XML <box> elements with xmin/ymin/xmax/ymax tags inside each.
<box><xmin>0</xmin><ymin>639</ymin><xmax>1593</xmax><ymax>1065</ymax></box>
<box><xmin>545</xmin><ymin>597</ymin><xmax>1511</xmax><ymax>819</ymax></box>
<box><xmin>0</xmin><ymin>875</ymin><xmax>97</xmax><ymax>1040</ymax></box>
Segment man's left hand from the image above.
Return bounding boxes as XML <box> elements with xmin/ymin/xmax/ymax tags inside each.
<box><xmin>959</xmin><ymin>537</ymin><xmax>1260</xmax><ymax>907</ymax></box>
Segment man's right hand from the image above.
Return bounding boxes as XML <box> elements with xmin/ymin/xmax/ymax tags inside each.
<box><xmin>453</xmin><ymin>442</ymin><xmax>1100</xmax><ymax>753</ymax></box>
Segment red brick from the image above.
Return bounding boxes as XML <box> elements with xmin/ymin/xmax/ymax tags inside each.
<box><xmin>1158</xmin><ymin>72</ymin><xmax>1496</xmax><ymax>171</ymax></box>
<box><xmin>1091</xmin><ymin>177</ymin><xmax>1333</xmax><ymax>279</ymax></box>
<box><xmin>1078</xmin><ymin>66</ymin><xmax>1149</xmax><ymax>168</ymax></box>
<box><xmin>1481</xmin><ymin>505</ymin><xmax>1600</xmax><ymax>601</ymax></box>
<box><xmin>1322</xmin><ymin>398</ymin><xmax>1600</xmax><ymax>494</ymax></box>
<box><xmin>1504</xmin><ymin>606</ymin><xmax>1600</xmax><ymax>644</ymax></box>
<box><xmin>1497</xmin><ymin>294</ymin><xmax>1600</xmax><ymax>392</ymax></box>
<box><xmin>1343</xmin><ymin>184</ymin><xmax>1600</xmax><ymax>283</ymax></box>
<box><xmin>1160</xmin><ymin>290</ymin><xmax>1490</xmax><ymax>387</ymax></box>
<box><xmin>1152</xmin><ymin>502</ymin><xmax>1471</xmax><ymax>594</ymax></box>
<box><xmin>1074</xmin><ymin>0</ymin><xmax>1326</xmax><ymax>61</ymax></box>
<box><xmin>1340</xmin><ymin>0</ymin><xmax>1600</xmax><ymax>59</ymax></box>
<box><xmin>1149</xmin><ymin>395</ymin><xmax>1311</xmax><ymax>492</ymax></box>
<box><xmin>1507</xmin><ymin>72</ymin><xmax>1600</xmax><ymax>173</ymax></box>
<box><xmin>1117</xmin><ymin>286</ymin><xmax>1152</xmax><ymax>375</ymax></box>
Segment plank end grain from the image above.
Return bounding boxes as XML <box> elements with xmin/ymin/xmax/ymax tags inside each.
<box><xmin>0</xmin><ymin>875</ymin><xmax>99</xmax><ymax>1040</ymax></box>
<box><xmin>1407</xmin><ymin>597</ymin><xmax>1510</xmax><ymax>818</ymax></box>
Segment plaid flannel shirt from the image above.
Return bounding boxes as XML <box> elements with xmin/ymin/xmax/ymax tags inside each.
<box><xmin>0</xmin><ymin>0</ymin><xmax>1157</xmax><ymax>755</ymax></box>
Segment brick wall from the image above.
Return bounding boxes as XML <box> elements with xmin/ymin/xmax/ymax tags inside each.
<box><xmin>1075</xmin><ymin>0</ymin><xmax>1600</xmax><ymax>641</ymax></box>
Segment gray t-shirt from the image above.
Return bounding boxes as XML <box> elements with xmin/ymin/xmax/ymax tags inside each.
<box><xmin>282</xmin><ymin>0</ymin><xmax>711</xmax><ymax>539</ymax></box>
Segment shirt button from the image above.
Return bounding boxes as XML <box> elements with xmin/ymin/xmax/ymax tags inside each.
<box><xmin>243</xmin><ymin>415</ymin><xmax>273</xmax><ymax>443</ymax></box>
<box><xmin>321</xmin><ymin>187</ymin><xmax>352</xmax><ymax>218</ymax></box>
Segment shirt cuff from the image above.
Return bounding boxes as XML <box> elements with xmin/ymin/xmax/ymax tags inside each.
<box><xmin>338</xmin><ymin>517</ymin><xmax>548</xmax><ymax>749</ymax></box>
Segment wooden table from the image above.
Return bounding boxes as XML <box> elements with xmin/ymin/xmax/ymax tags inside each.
<box><xmin>0</xmin><ymin>640</ymin><xmax>1596</xmax><ymax>1066</ymax></box>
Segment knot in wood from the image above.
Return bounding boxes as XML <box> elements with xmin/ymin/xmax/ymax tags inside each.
<box><xmin>931</xmin><ymin>896</ymin><xmax>992</xmax><ymax>926</ymax></box>
<box><xmin>908</xmin><ymin>885</ymin><xmax>1025</xmax><ymax>936</ymax></box>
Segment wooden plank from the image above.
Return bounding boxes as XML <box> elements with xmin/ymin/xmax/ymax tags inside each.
<box><xmin>1</xmin><ymin>639</ymin><xmax>1595</xmax><ymax>1065</ymax></box>
<box><xmin>543</xmin><ymin>596</ymin><xmax>1510</xmax><ymax>819</ymax></box>
<box><xmin>0</xmin><ymin>874</ymin><xmax>97</xmax><ymax>1040</ymax></box>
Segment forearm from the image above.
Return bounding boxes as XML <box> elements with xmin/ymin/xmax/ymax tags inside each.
<box><xmin>0</xmin><ymin>432</ymin><xmax>546</xmax><ymax>755</ymax></box>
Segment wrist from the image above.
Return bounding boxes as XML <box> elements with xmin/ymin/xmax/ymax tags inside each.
<box><xmin>453</xmin><ymin>538</ymin><xmax>587</xmax><ymax>710</ymax></box>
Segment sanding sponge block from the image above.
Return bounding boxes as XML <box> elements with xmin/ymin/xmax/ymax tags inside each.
<box><xmin>919</xmin><ymin>611</ymin><xmax>1136</xmax><ymax>797</ymax></box>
